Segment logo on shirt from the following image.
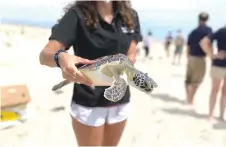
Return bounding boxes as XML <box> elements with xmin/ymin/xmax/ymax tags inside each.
<box><xmin>121</xmin><ymin>27</ymin><xmax>134</xmax><ymax>33</ymax></box>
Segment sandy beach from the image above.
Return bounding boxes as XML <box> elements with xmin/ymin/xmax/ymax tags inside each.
<box><xmin>0</xmin><ymin>24</ymin><xmax>225</xmax><ymax>147</ymax></box>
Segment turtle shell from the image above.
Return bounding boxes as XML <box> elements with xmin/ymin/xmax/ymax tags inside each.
<box><xmin>78</xmin><ymin>54</ymin><xmax>130</xmax><ymax>70</ymax></box>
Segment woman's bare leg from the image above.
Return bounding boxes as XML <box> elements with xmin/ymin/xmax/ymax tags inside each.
<box><xmin>102</xmin><ymin>120</ymin><xmax>127</xmax><ymax>146</ymax></box>
<box><xmin>220</xmin><ymin>76</ymin><xmax>226</xmax><ymax>121</ymax></box>
<box><xmin>72</xmin><ymin>118</ymin><xmax>104</xmax><ymax>146</ymax></box>
<box><xmin>209</xmin><ymin>78</ymin><xmax>221</xmax><ymax>120</ymax></box>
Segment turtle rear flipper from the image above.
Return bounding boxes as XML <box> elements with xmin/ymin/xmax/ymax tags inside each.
<box><xmin>104</xmin><ymin>77</ymin><xmax>127</xmax><ymax>102</ymax></box>
<box><xmin>52</xmin><ymin>80</ymin><xmax>71</xmax><ymax>91</ymax></box>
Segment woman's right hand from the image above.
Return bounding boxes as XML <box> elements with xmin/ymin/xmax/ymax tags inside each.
<box><xmin>58</xmin><ymin>52</ymin><xmax>94</xmax><ymax>86</ymax></box>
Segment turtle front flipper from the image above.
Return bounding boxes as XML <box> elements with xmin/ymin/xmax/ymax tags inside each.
<box><xmin>104</xmin><ymin>76</ymin><xmax>127</xmax><ymax>102</ymax></box>
<box><xmin>121</xmin><ymin>60</ymin><xmax>158</xmax><ymax>94</ymax></box>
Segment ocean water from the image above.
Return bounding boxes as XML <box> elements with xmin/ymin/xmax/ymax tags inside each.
<box><xmin>1</xmin><ymin>17</ymin><xmax>193</xmax><ymax>40</ymax></box>
<box><xmin>0</xmin><ymin>2</ymin><xmax>224</xmax><ymax>40</ymax></box>
<box><xmin>0</xmin><ymin>5</ymin><xmax>219</xmax><ymax>40</ymax></box>
<box><xmin>1</xmin><ymin>18</ymin><xmax>56</xmax><ymax>29</ymax></box>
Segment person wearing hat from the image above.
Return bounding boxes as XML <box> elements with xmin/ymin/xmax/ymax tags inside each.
<box><xmin>200</xmin><ymin>26</ymin><xmax>226</xmax><ymax>122</ymax></box>
<box><xmin>185</xmin><ymin>12</ymin><xmax>212</xmax><ymax>106</ymax></box>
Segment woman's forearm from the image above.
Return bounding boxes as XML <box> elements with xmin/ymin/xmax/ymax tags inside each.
<box><xmin>39</xmin><ymin>49</ymin><xmax>58</xmax><ymax>67</ymax></box>
<box><xmin>200</xmin><ymin>36</ymin><xmax>214</xmax><ymax>57</ymax></box>
<box><xmin>39</xmin><ymin>40</ymin><xmax>66</xmax><ymax>67</ymax></box>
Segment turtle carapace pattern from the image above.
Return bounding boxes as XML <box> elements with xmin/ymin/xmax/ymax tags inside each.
<box><xmin>52</xmin><ymin>54</ymin><xmax>158</xmax><ymax>102</ymax></box>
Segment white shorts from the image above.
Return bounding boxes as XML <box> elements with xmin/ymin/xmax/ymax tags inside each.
<box><xmin>70</xmin><ymin>103</ymin><xmax>130</xmax><ymax>127</ymax></box>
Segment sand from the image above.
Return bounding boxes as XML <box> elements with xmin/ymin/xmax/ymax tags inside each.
<box><xmin>0</xmin><ymin>24</ymin><xmax>225</xmax><ymax>147</ymax></box>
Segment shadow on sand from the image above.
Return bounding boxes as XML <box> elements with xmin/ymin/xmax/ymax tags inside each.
<box><xmin>161</xmin><ymin>108</ymin><xmax>208</xmax><ymax>120</ymax></box>
<box><xmin>213</xmin><ymin>121</ymin><xmax>226</xmax><ymax>130</ymax></box>
<box><xmin>151</xmin><ymin>93</ymin><xmax>185</xmax><ymax>105</ymax></box>
<box><xmin>171</xmin><ymin>73</ymin><xmax>184</xmax><ymax>78</ymax></box>
<box><xmin>162</xmin><ymin>108</ymin><xmax>226</xmax><ymax>130</ymax></box>
<box><xmin>50</xmin><ymin>106</ymin><xmax>65</xmax><ymax>112</ymax></box>
<box><xmin>1</xmin><ymin>125</ymin><xmax>15</xmax><ymax>130</ymax></box>
<box><xmin>54</xmin><ymin>90</ymin><xmax>64</xmax><ymax>94</ymax></box>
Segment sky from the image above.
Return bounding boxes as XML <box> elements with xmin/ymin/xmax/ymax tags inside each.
<box><xmin>132</xmin><ymin>0</ymin><xmax>226</xmax><ymax>37</ymax></box>
<box><xmin>132</xmin><ymin>0</ymin><xmax>226</xmax><ymax>28</ymax></box>
<box><xmin>0</xmin><ymin>0</ymin><xmax>225</xmax><ymax>38</ymax></box>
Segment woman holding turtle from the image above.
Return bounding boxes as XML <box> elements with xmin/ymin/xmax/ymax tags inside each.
<box><xmin>39</xmin><ymin>1</ymin><xmax>142</xmax><ymax>146</ymax></box>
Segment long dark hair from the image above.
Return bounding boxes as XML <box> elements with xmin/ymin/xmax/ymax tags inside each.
<box><xmin>63</xmin><ymin>1</ymin><xmax>135</xmax><ymax>30</ymax></box>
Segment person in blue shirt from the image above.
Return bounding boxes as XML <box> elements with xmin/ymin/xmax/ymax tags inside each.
<box><xmin>200</xmin><ymin>26</ymin><xmax>226</xmax><ymax>122</ymax></box>
<box><xmin>164</xmin><ymin>31</ymin><xmax>173</xmax><ymax>58</ymax></box>
<box><xmin>185</xmin><ymin>12</ymin><xmax>212</xmax><ymax>106</ymax></box>
<box><xmin>143</xmin><ymin>31</ymin><xmax>152</xmax><ymax>58</ymax></box>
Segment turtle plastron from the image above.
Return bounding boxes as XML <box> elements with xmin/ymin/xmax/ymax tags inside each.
<box><xmin>103</xmin><ymin>67</ymin><xmax>128</xmax><ymax>102</ymax></box>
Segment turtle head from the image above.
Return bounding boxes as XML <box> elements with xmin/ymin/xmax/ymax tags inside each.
<box><xmin>128</xmin><ymin>71</ymin><xmax>158</xmax><ymax>94</ymax></box>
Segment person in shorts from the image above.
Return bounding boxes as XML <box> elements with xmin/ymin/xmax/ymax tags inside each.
<box><xmin>164</xmin><ymin>31</ymin><xmax>173</xmax><ymax>58</ymax></box>
<box><xmin>39</xmin><ymin>1</ymin><xmax>142</xmax><ymax>146</ymax></box>
<box><xmin>185</xmin><ymin>12</ymin><xmax>212</xmax><ymax>105</ymax></box>
<box><xmin>143</xmin><ymin>31</ymin><xmax>152</xmax><ymax>58</ymax></box>
<box><xmin>172</xmin><ymin>30</ymin><xmax>185</xmax><ymax>65</ymax></box>
<box><xmin>200</xmin><ymin>26</ymin><xmax>226</xmax><ymax>121</ymax></box>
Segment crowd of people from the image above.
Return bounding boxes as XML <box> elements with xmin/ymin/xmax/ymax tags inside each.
<box><xmin>142</xmin><ymin>12</ymin><xmax>226</xmax><ymax>122</ymax></box>
<box><xmin>186</xmin><ymin>12</ymin><xmax>226</xmax><ymax>122</ymax></box>
<box><xmin>162</xmin><ymin>30</ymin><xmax>185</xmax><ymax>64</ymax></box>
<box><xmin>142</xmin><ymin>29</ymin><xmax>186</xmax><ymax>64</ymax></box>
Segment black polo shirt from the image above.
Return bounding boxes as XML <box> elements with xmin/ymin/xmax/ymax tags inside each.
<box><xmin>49</xmin><ymin>7</ymin><xmax>142</xmax><ymax>107</ymax></box>
<box><xmin>187</xmin><ymin>25</ymin><xmax>212</xmax><ymax>57</ymax></box>
<box><xmin>209</xmin><ymin>27</ymin><xmax>226</xmax><ymax>67</ymax></box>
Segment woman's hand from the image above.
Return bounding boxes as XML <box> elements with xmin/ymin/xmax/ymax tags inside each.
<box><xmin>58</xmin><ymin>52</ymin><xmax>94</xmax><ymax>86</ymax></box>
<box><xmin>211</xmin><ymin>50</ymin><xmax>226</xmax><ymax>60</ymax></box>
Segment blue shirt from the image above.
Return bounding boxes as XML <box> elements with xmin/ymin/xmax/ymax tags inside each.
<box><xmin>187</xmin><ymin>25</ymin><xmax>212</xmax><ymax>57</ymax></box>
<box><xmin>209</xmin><ymin>27</ymin><xmax>226</xmax><ymax>67</ymax></box>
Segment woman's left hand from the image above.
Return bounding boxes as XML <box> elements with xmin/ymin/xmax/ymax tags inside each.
<box><xmin>212</xmin><ymin>50</ymin><xmax>226</xmax><ymax>60</ymax></box>
<box><xmin>127</xmin><ymin>40</ymin><xmax>137</xmax><ymax>64</ymax></box>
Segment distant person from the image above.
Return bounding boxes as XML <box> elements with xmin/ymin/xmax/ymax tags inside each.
<box><xmin>143</xmin><ymin>31</ymin><xmax>152</xmax><ymax>58</ymax></box>
<box><xmin>172</xmin><ymin>30</ymin><xmax>185</xmax><ymax>65</ymax></box>
<box><xmin>185</xmin><ymin>12</ymin><xmax>212</xmax><ymax>106</ymax></box>
<box><xmin>164</xmin><ymin>31</ymin><xmax>173</xmax><ymax>58</ymax></box>
<box><xmin>200</xmin><ymin>26</ymin><xmax>226</xmax><ymax>122</ymax></box>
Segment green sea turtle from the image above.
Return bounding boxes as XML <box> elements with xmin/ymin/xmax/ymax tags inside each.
<box><xmin>52</xmin><ymin>54</ymin><xmax>158</xmax><ymax>102</ymax></box>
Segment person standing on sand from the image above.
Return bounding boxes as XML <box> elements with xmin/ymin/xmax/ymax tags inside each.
<box><xmin>39</xmin><ymin>1</ymin><xmax>142</xmax><ymax>146</ymax></box>
<box><xmin>185</xmin><ymin>12</ymin><xmax>212</xmax><ymax>106</ymax></box>
<box><xmin>200</xmin><ymin>26</ymin><xmax>226</xmax><ymax>122</ymax></box>
<box><xmin>143</xmin><ymin>31</ymin><xmax>152</xmax><ymax>59</ymax></box>
<box><xmin>172</xmin><ymin>30</ymin><xmax>185</xmax><ymax>65</ymax></box>
<box><xmin>164</xmin><ymin>31</ymin><xmax>173</xmax><ymax>58</ymax></box>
